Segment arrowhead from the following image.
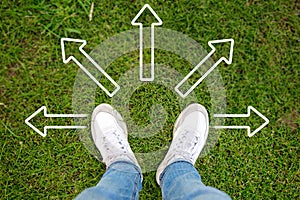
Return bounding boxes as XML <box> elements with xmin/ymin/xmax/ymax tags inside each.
<box><xmin>208</xmin><ymin>39</ymin><xmax>234</xmax><ymax>64</ymax></box>
<box><xmin>131</xmin><ymin>4</ymin><xmax>162</xmax><ymax>26</ymax></box>
<box><xmin>25</xmin><ymin>106</ymin><xmax>47</xmax><ymax>137</ymax></box>
<box><xmin>61</xmin><ymin>38</ymin><xmax>86</xmax><ymax>63</ymax></box>
<box><xmin>248</xmin><ymin>106</ymin><xmax>269</xmax><ymax>137</ymax></box>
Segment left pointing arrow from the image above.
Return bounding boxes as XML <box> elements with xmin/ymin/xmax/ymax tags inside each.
<box><xmin>61</xmin><ymin>38</ymin><xmax>120</xmax><ymax>97</ymax></box>
<box><xmin>25</xmin><ymin>106</ymin><xmax>88</xmax><ymax>137</ymax></box>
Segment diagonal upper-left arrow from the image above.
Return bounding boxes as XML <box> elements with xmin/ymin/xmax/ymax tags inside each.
<box><xmin>61</xmin><ymin>38</ymin><xmax>120</xmax><ymax>97</ymax></box>
<box><xmin>25</xmin><ymin>106</ymin><xmax>88</xmax><ymax>137</ymax></box>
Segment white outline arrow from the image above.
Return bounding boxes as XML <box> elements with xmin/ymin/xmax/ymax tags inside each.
<box><xmin>213</xmin><ymin>106</ymin><xmax>269</xmax><ymax>137</ymax></box>
<box><xmin>25</xmin><ymin>106</ymin><xmax>88</xmax><ymax>137</ymax></box>
<box><xmin>131</xmin><ymin>4</ymin><xmax>162</xmax><ymax>81</ymax></box>
<box><xmin>61</xmin><ymin>38</ymin><xmax>120</xmax><ymax>97</ymax></box>
<box><xmin>175</xmin><ymin>38</ymin><xmax>234</xmax><ymax>98</ymax></box>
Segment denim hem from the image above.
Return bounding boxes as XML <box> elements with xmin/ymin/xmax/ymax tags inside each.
<box><xmin>109</xmin><ymin>160</ymin><xmax>143</xmax><ymax>181</ymax></box>
<box><xmin>159</xmin><ymin>160</ymin><xmax>193</xmax><ymax>186</ymax></box>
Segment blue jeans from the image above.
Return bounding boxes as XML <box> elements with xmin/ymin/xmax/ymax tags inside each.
<box><xmin>75</xmin><ymin>161</ymin><xmax>231</xmax><ymax>200</ymax></box>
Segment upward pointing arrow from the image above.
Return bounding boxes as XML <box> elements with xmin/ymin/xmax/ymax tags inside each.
<box><xmin>61</xmin><ymin>38</ymin><xmax>120</xmax><ymax>97</ymax></box>
<box><xmin>213</xmin><ymin>106</ymin><xmax>269</xmax><ymax>137</ymax></box>
<box><xmin>175</xmin><ymin>39</ymin><xmax>234</xmax><ymax>98</ymax></box>
<box><xmin>25</xmin><ymin>106</ymin><xmax>88</xmax><ymax>137</ymax></box>
<box><xmin>131</xmin><ymin>4</ymin><xmax>162</xmax><ymax>81</ymax></box>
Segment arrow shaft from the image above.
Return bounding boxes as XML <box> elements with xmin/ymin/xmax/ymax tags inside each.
<box><xmin>213</xmin><ymin>125</ymin><xmax>251</xmax><ymax>134</ymax></box>
<box><xmin>151</xmin><ymin>25</ymin><xmax>155</xmax><ymax>72</ymax></box>
<box><xmin>213</xmin><ymin>125</ymin><xmax>250</xmax><ymax>129</ymax></box>
<box><xmin>213</xmin><ymin>111</ymin><xmax>249</xmax><ymax>128</ymax></box>
<box><xmin>139</xmin><ymin>25</ymin><xmax>155</xmax><ymax>81</ymax></box>
<box><xmin>80</xmin><ymin>50</ymin><xmax>120</xmax><ymax>97</ymax></box>
<box><xmin>139</xmin><ymin>24</ymin><xmax>143</xmax><ymax>78</ymax></box>
<box><xmin>81</xmin><ymin>50</ymin><xmax>118</xmax><ymax>86</ymax></box>
<box><xmin>46</xmin><ymin>114</ymin><xmax>88</xmax><ymax>118</ymax></box>
<box><xmin>46</xmin><ymin>113</ymin><xmax>87</xmax><ymax>129</ymax></box>
<box><xmin>72</xmin><ymin>53</ymin><xmax>120</xmax><ymax>98</ymax></box>
<box><xmin>46</xmin><ymin>125</ymin><xmax>87</xmax><ymax>129</ymax></box>
<box><xmin>213</xmin><ymin>115</ymin><xmax>251</xmax><ymax>136</ymax></box>
<box><xmin>175</xmin><ymin>50</ymin><xmax>215</xmax><ymax>98</ymax></box>
<box><xmin>44</xmin><ymin>125</ymin><xmax>86</xmax><ymax>136</ymax></box>
<box><xmin>44</xmin><ymin>114</ymin><xmax>87</xmax><ymax>135</ymax></box>
<box><xmin>72</xmin><ymin>57</ymin><xmax>111</xmax><ymax>95</ymax></box>
<box><xmin>43</xmin><ymin>106</ymin><xmax>88</xmax><ymax>133</ymax></box>
<box><xmin>213</xmin><ymin>113</ymin><xmax>249</xmax><ymax>118</ymax></box>
<box><xmin>212</xmin><ymin>109</ymin><xmax>250</xmax><ymax>133</ymax></box>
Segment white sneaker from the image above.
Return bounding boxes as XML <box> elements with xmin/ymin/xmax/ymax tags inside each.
<box><xmin>156</xmin><ymin>103</ymin><xmax>209</xmax><ymax>185</ymax></box>
<box><xmin>91</xmin><ymin>103</ymin><xmax>139</xmax><ymax>167</ymax></box>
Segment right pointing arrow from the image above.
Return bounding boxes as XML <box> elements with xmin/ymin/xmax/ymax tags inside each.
<box><xmin>213</xmin><ymin>106</ymin><xmax>269</xmax><ymax>137</ymax></box>
<box><xmin>61</xmin><ymin>38</ymin><xmax>120</xmax><ymax>97</ymax></box>
<box><xmin>175</xmin><ymin>38</ymin><xmax>234</xmax><ymax>98</ymax></box>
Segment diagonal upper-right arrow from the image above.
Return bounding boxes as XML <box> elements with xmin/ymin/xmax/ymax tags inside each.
<box><xmin>175</xmin><ymin>38</ymin><xmax>234</xmax><ymax>98</ymax></box>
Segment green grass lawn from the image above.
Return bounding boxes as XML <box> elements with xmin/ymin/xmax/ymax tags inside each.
<box><xmin>1</xmin><ymin>0</ymin><xmax>299</xmax><ymax>199</ymax></box>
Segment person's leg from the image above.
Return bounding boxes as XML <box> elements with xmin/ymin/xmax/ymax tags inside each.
<box><xmin>75</xmin><ymin>161</ymin><xmax>142</xmax><ymax>200</ymax></box>
<box><xmin>156</xmin><ymin>103</ymin><xmax>231</xmax><ymax>200</ymax></box>
<box><xmin>160</xmin><ymin>161</ymin><xmax>230</xmax><ymax>200</ymax></box>
<box><xmin>75</xmin><ymin>104</ymin><xmax>142</xmax><ymax>200</ymax></box>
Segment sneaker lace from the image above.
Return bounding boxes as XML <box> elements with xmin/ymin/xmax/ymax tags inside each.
<box><xmin>101</xmin><ymin>129</ymin><xmax>136</xmax><ymax>165</ymax></box>
<box><xmin>166</xmin><ymin>128</ymin><xmax>202</xmax><ymax>164</ymax></box>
